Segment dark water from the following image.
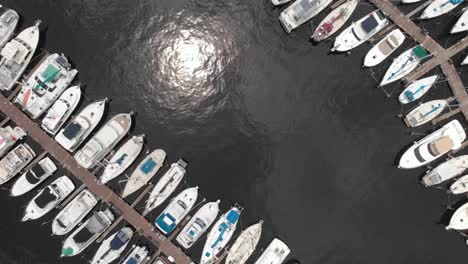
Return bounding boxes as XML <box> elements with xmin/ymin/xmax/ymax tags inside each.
<box><xmin>1</xmin><ymin>0</ymin><xmax>468</xmax><ymax>263</ymax></box>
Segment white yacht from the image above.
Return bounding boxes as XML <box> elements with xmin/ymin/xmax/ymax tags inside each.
<box><xmin>55</xmin><ymin>99</ymin><xmax>107</xmax><ymax>152</ymax></box>
<box><xmin>332</xmin><ymin>10</ymin><xmax>389</xmax><ymax>52</ymax></box>
<box><xmin>155</xmin><ymin>187</ymin><xmax>198</xmax><ymax>235</ymax></box>
<box><xmin>398</xmin><ymin>75</ymin><xmax>439</xmax><ymax>104</ymax></box>
<box><xmin>99</xmin><ymin>135</ymin><xmax>144</xmax><ymax>184</ymax></box>
<box><xmin>403</xmin><ymin>99</ymin><xmax>448</xmax><ymax>127</ymax></box>
<box><xmin>363</xmin><ymin>29</ymin><xmax>405</xmax><ymax>67</ymax></box>
<box><xmin>272</xmin><ymin>0</ymin><xmax>292</xmax><ymax>5</ymax></box>
<box><xmin>451</xmin><ymin>8</ymin><xmax>468</xmax><ymax>33</ymax></box>
<box><xmin>91</xmin><ymin>227</ymin><xmax>133</xmax><ymax>264</ymax></box>
<box><xmin>41</xmin><ymin>85</ymin><xmax>81</xmax><ymax>135</ymax></box>
<box><xmin>143</xmin><ymin>159</ymin><xmax>187</xmax><ymax>214</ymax></box>
<box><xmin>0</xmin><ymin>8</ymin><xmax>19</xmax><ymax>48</ymax></box>
<box><xmin>381</xmin><ymin>45</ymin><xmax>428</xmax><ymax>86</ymax></box>
<box><xmin>398</xmin><ymin>120</ymin><xmax>466</xmax><ymax>169</ymax></box>
<box><xmin>449</xmin><ymin>175</ymin><xmax>468</xmax><ymax>194</ymax></box>
<box><xmin>122</xmin><ymin>245</ymin><xmax>149</xmax><ymax>264</ymax></box>
<box><xmin>61</xmin><ymin>209</ymin><xmax>115</xmax><ymax>257</ymax></box>
<box><xmin>201</xmin><ymin>205</ymin><xmax>243</xmax><ymax>264</ymax></box>
<box><xmin>279</xmin><ymin>0</ymin><xmax>333</xmax><ymax>33</ymax></box>
<box><xmin>311</xmin><ymin>0</ymin><xmax>359</xmax><ymax>42</ymax></box>
<box><xmin>226</xmin><ymin>221</ymin><xmax>263</xmax><ymax>264</ymax></box>
<box><xmin>0</xmin><ymin>125</ymin><xmax>26</xmax><ymax>157</ymax></box>
<box><xmin>52</xmin><ymin>189</ymin><xmax>98</xmax><ymax>236</ymax></box>
<box><xmin>176</xmin><ymin>200</ymin><xmax>220</xmax><ymax>249</ymax></box>
<box><xmin>422</xmin><ymin>155</ymin><xmax>468</xmax><ymax>186</ymax></box>
<box><xmin>0</xmin><ymin>143</ymin><xmax>35</xmax><ymax>185</ymax></box>
<box><xmin>21</xmin><ymin>176</ymin><xmax>75</xmax><ymax>221</ymax></box>
<box><xmin>14</xmin><ymin>53</ymin><xmax>78</xmax><ymax>119</ymax></box>
<box><xmin>10</xmin><ymin>156</ymin><xmax>57</xmax><ymax>196</ymax></box>
<box><xmin>446</xmin><ymin>202</ymin><xmax>468</xmax><ymax>230</ymax></box>
<box><xmin>420</xmin><ymin>0</ymin><xmax>463</xmax><ymax>19</ymax></box>
<box><xmin>253</xmin><ymin>238</ymin><xmax>290</xmax><ymax>264</ymax></box>
<box><xmin>0</xmin><ymin>21</ymin><xmax>40</xmax><ymax>91</ymax></box>
<box><xmin>74</xmin><ymin>113</ymin><xmax>132</xmax><ymax>169</ymax></box>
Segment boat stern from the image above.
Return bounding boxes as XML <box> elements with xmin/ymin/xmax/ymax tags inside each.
<box><xmin>279</xmin><ymin>11</ymin><xmax>294</xmax><ymax>33</ymax></box>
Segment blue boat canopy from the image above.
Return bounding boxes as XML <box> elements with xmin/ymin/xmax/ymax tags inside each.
<box><xmin>226</xmin><ymin>210</ymin><xmax>240</xmax><ymax>224</ymax></box>
<box><xmin>140</xmin><ymin>158</ymin><xmax>156</xmax><ymax>174</ymax></box>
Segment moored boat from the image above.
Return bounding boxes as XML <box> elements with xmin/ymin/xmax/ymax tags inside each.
<box><xmin>381</xmin><ymin>45</ymin><xmax>429</xmax><ymax>86</ymax></box>
<box><xmin>398</xmin><ymin>75</ymin><xmax>439</xmax><ymax>104</ymax></box>
<box><xmin>122</xmin><ymin>245</ymin><xmax>149</xmax><ymax>264</ymax></box>
<box><xmin>462</xmin><ymin>54</ymin><xmax>468</xmax><ymax>65</ymax></box>
<box><xmin>0</xmin><ymin>8</ymin><xmax>19</xmax><ymax>48</ymax></box>
<box><xmin>402</xmin><ymin>0</ymin><xmax>425</xmax><ymax>3</ymax></box>
<box><xmin>272</xmin><ymin>0</ymin><xmax>292</xmax><ymax>5</ymax></box>
<box><xmin>451</xmin><ymin>8</ymin><xmax>468</xmax><ymax>33</ymax></box>
<box><xmin>420</xmin><ymin>0</ymin><xmax>463</xmax><ymax>19</ymax></box>
<box><xmin>0</xmin><ymin>126</ymin><xmax>26</xmax><ymax>157</ymax></box>
<box><xmin>403</xmin><ymin>99</ymin><xmax>448</xmax><ymax>127</ymax></box>
<box><xmin>311</xmin><ymin>0</ymin><xmax>359</xmax><ymax>42</ymax></box>
<box><xmin>10</xmin><ymin>156</ymin><xmax>57</xmax><ymax>196</ymax></box>
<box><xmin>363</xmin><ymin>29</ymin><xmax>405</xmax><ymax>67</ymax></box>
<box><xmin>422</xmin><ymin>155</ymin><xmax>468</xmax><ymax>186</ymax></box>
<box><xmin>91</xmin><ymin>227</ymin><xmax>133</xmax><ymax>264</ymax></box>
<box><xmin>253</xmin><ymin>238</ymin><xmax>290</xmax><ymax>264</ymax></box>
<box><xmin>279</xmin><ymin>0</ymin><xmax>333</xmax><ymax>33</ymax></box>
<box><xmin>446</xmin><ymin>202</ymin><xmax>468</xmax><ymax>230</ymax></box>
<box><xmin>41</xmin><ymin>86</ymin><xmax>81</xmax><ymax>135</ymax></box>
<box><xmin>0</xmin><ymin>143</ymin><xmax>35</xmax><ymax>185</ymax></box>
<box><xmin>226</xmin><ymin>220</ymin><xmax>263</xmax><ymax>264</ymax></box>
<box><xmin>449</xmin><ymin>175</ymin><xmax>468</xmax><ymax>194</ymax></box>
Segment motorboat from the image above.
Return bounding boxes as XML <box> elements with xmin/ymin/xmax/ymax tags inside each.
<box><xmin>121</xmin><ymin>245</ymin><xmax>149</xmax><ymax>264</ymax></box>
<box><xmin>91</xmin><ymin>227</ymin><xmax>133</xmax><ymax>264</ymax></box>
<box><xmin>279</xmin><ymin>0</ymin><xmax>333</xmax><ymax>33</ymax></box>
<box><xmin>311</xmin><ymin>0</ymin><xmax>359</xmax><ymax>42</ymax></box>
<box><xmin>0</xmin><ymin>143</ymin><xmax>35</xmax><ymax>185</ymax></box>
<box><xmin>52</xmin><ymin>189</ymin><xmax>98</xmax><ymax>236</ymax></box>
<box><xmin>155</xmin><ymin>187</ymin><xmax>198</xmax><ymax>235</ymax></box>
<box><xmin>272</xmin><ymin>0</ymin><xmax>292</xmax><ymax>5</ymax></box>
<box><xmin>74</xmin><ymin>113</ymin><xmax>132</xmax><ymax>169</ymax></box>
<box><xmin>420</xmin><ymin>0</ymin><xmax>463</xmax><ymax>19</ymax></box>
<box><xmin>0</xmin><ymin>7</ymin><xmax>19</xmax><ymax>48</ymax></box>
<box><xmin>398</xmin><ymin>75</ymin><xmax>439</xmax><ymax>104</ymax></box>
<box><xmin>21</xmin><ymin>176</ymin><xmax>75</xmax><ymax>221</ymax></box>
<box><xmin>0</xmin><ymin>126</ymin><xmax>26</xmax><ymax>157</ymax></box>
<box><xmin>381</xmin><ymin>45</ymin><xmax>429</xmax><ymax>86</ymax></box>
<box><xmin>10</xmin><ymin>156</ymin><xmax>57</xmax><ymax>196</ymax></box>
<box><xmin>332</xmin><ymin>10</ymin><xmax>389</xmax><ymax>52</ymax></box>
<box><xmin>449</xmin><ymin>175</ymin><xmax>468</xmax><ymax>194</ymax></box>
<box><xmin>226</xmin><ymin>221</ymin><xmax>263</xmax><ymax>264</ymax></box>
<box><xmin>176</xmin><ymin>200</ymin><xmax>220</xmax><ymax>249</ymax></box>
<box><xmin>55</xmin><ymin>99</ymin><xmax>107</xmax><ymax>152</ymax></box>
<box><xmin>363</xmin><ymin>29</ymin><xmax>405</xmax><ymax>67</ymax></box>
<box><xmin>403</xmin><ymin>99</ymin><xmax>448</xmax><ymax>127</ymax></box>
<box><xmin>463</xmin><ymin>54</ymin><xmax>468</xmax><ymax>65</ymax></box>
<box><xmin>446</xmin><ymin>202</ymin><xmax>468</xmax><ymax>230</ymax></box>
<box><xmin>14</xmin><ymin>53</ymin><xmax>78</xmax><ymax>119</ymax></box>
<box><xmin>422</xmin><ymin>155</ymin><xmax>468</xmax><ymax>186</ymax></box>
<box><xmin>99</xmin><ymin>135</ymin><xmax>145</xmax><ymax>184</ymax></box>
<box><xmin>41</xmin><ymin>85</ymin><xmax>81</xmax><ymax>135</ymax></box>
<box><xmin>398</xmin><ymin>120</ymin><xmax>466</xmax><ymax>169</ymax></box>
<box><xmin>451</xmin><ymin>8</ymin><xmax>468</xmax><ymax>33</ymax></box>
<box><xmin>254</xmin><ymin>238</ymin><xmax>290</xmax><ymax>264</ymax></box>
<box><xmin>61</xmin><ymin>209</ymin><xmax>115</xmax><ymax>257</ymax></box>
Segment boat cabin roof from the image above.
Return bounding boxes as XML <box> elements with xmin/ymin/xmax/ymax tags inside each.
<box><xmin>429</xmin><ymin>136</ymin><xmax>454</xmax><ymax>156</ymax></box>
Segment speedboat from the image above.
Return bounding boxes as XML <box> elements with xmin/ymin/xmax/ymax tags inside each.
<box><xmin>398</xmin><ymin>120</ymin><xmax>466</xmax><ymax>169</ymax></box>
<box><xmin>122</xmin><ymin>245</ymin><xmax>149</xmax><ymax>264</ymax></box>
<box><xmin>451</xmin><ymin>8</ymin><xmax>468</xmax><ymax>33</ymax></box>
<box><xmin>91</xmin><ymin>227</ymin><xmax>133</xmax><ymax>264</ymax></box>
<box><xmin>21</xmin><ymin>176</ymin><xmax>75</xmax><ymax>221</ymax></box>
<box><xmin>99</xmin><ymin>135</ymin><xmax>145</xmax><ymax>184</ymax></box>
<box><xmin>226</xmin><ymin>221</ymin><xmax>263</xmax><ymax>264</ymax></box>
<box><xmin>272</xmin><ymin>0</ymin><xmax>292</xmax><ymax>5</ymax></box>
<box><xmin>254</xmin><ymin>238</ymin><xmax>290</xmax><ymax>264</ymax></box>
<box><xmin>363</xmin><ymin>29</ymin><xmax>405</xmax><ymax>67</ymax></box>
<box><xmin>55</xmin><ymin>99</ymin><xmax>107</xmax><ymax>152</ymax></box>
<box><xmin>381</xmin><ymin>45</ymin><xmax>428</xmax><ymax>86</ymax></box>
<box><xmin>446</xmin><ymin>202</ymin><xmax>468</xmax><ymax>230</ymax></box>
<box><xmin>41</xmin><ymin>86</ymin><xmax>81</xmax><ymax>135</ymax></box>
<box><xmin>143</xmin><ymin>159</ymin><xmax>187</xmax><ymax>214</ymax></box>
<box><xmin>201</xmin><ymin>205</ymin><xmax>243</xmax><ymax>264</ymax></box>
<box><xmin>10</xmin><ymin>156</ymin><xmax>57</xmax><ymax>196</ymax></box>
<box><xmin>74</xmin><ymin>113</ymin><xmax>132</xmax><ymax>169</ymax></box>
<box><xmin>420</xmin><ymin>0</ymin><xmax>463</xmax><ymax>19</ymax></box>
<box><xmin>14</xmin><ymin>53</ymin><xmax>78</xmax><ymax>119</ymax></box>
<box><xmin>422</xmin><ymin>155</ymin><xmax>468</xmax><ymax>186</ymax></box>
<box><xmin>279</xmin><ymin>0</ymin><xmax>333</xmax><ymax>33</ymax></box>
<box><xmin>155</xmin><ymin>187</ymin><xmax>199</xmax><ymax>235</ymax></box>
<box><xmin>449</xmin><ymin>175</ymin><xmax>468</xmax><ymax>194</ymax></box>
<box><xmin>0</xmin><ymin>21</ymin><xmax>40</xmax><ymax>92</ymax></box>
<box><xmin>176</xmin><ymin>200</ymin><xmax>220</xmax><ymax>249</ymax></box>
<box><xmin>311</xmin><ymin>0</ymin><xmax>359</xmax><ymax>42</ymax></box>
<box><xmin>0</xmin><ymin>143</ymin><xmax>35</xmax><ymax>185</ymax></box>
<box><xmin>52</xmin><ymin>189</ymin><xmax>98</xmax><ymax>236</ymax></box>
<box><xmin>332</xmin><ymin>10</ymin><xmax>389</xmax><ymax>52</ymax></box>
<box><xmin>0</xmin><ymin>125</ymin><xmax>26</xmax><ymax>157</ymax></box>
<box><xmin>398</xmin><ymin>75</ymin><xmax>439</xmax><ymax>104</ymax></box>
<box><xmin>61</xmin><ymin>209</ymin><xmax>115</xmax><ymax>257</ymax></box>
<box><xmin>403</xmin><ymin>99</ymin><xmax>448</xmax><ymax>127</ymax></box>
<box><xmin>0</xmin><ymin>8</ymin><xmax>19</xmax><ymax>48</ymax></box>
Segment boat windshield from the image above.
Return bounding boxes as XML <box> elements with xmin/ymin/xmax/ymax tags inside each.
<box><xmin>62</xmin><ymin>121</ymin><xmax>83</xmax><ymax>140</ymax></box>
<box><xmin>26</xmin><ymin>165</ymin><xmax>46</xmax><ymax>183</ymax></box>
<box><xmin>35</xmin><ymin>186</ymin><xmax>59</xmax><ymax>209</ymax></box>
<box><xmin>110</xmin><ymin>230</ymin><xmax>130</xmax><ymax>249</ymax></box>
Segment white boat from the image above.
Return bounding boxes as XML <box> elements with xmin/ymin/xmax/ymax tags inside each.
<box><xmin>398</xmin><ymin>75</ymin><xmax>439</xmax><ymax>104</ymax></box>
<box><xmin>99</xmin><ymin>135</ymin><xmax>145</xmax><ymax>184</ymax></box>
<box><xmin>253</xmin><ymin>238</ymin><xmax>290</xmax><ymax>264</ymax></box>
<box><xmin>449</xmin><ymin>175</ymin><xmax>468</xmax><ymax>194</ymax></box>
<box><xmin>363</xmin><ymin>29</ymin><xmax>406</xmax><ymax>67</ymax></box>
<box><xmin>74</xmin><ymin>113</ymin><xmax>132</xmax><ymax>169</ymax></box>
<box><xmin>201</xmin><ymin>205</ymin><xmax>243</xmax><ymax>264</ymax></box>
<box><xmin>451</xmin><ymin>8</ymin><xmax>468</xmax><ymax>33</ymax></box>
<box><xmin>446</xmin><ymin>202</ymin><xmax>468</xmax><ymax>230</ymax></box>
<box><xmin>122</xmin><ymin>245</ymin><xmax>149</xmax><ymax>264</ymax></box>
<box><xmin>0</xmin><ymin>126</ymin><xmax>26</xmax><ymax>157</ymax></box>
<box><xmin>272</xmin><ymin>0</ymin><xmax>292</xmax><ymax>5</ymax></box>
<box><xmin>52</xmin><ymin>189</ymin><xmax>98</xmax><ymax>236</ymax></box>
<box><xmin>279</xmin><ymin>0</ymin><xmax>333</xmax><ymax>33</ymax></box>
<box><xmin>21</xmin><ymin>176</ymin><xmax>75</xmax><ymax>221</ymax></box>
<box><xmin>398</xmin><ymin>120</ymin><xmax>466</xmax><ymax>169</ymax></box>
<box><xmin>420</xmin><ymin>0</ymin><xmax>463</xmax><ymax>19</ymax></box>
<box><xmin>226</xmin><ymin>221</ymin><xmax>263</xmax><ymax>264</ymax></box>
<box><xmin>311</xmin><ymin>0</ymin><xmax>359</xmax><ymax>42</ymax></box>
<box><xmin>381</xmin><ymin>45</ymin><xmax>429</xmax><ymax>86</ymax></box>
<box><xmin>0</xmin><ymin>8</ymin><xmax>19</xmax><ymax>48</ymax></box>
<box><xmin>332</xmin><ymin>10</ymin><xmax>389</xmax><ymax>52</ymax></box>
<box><xmin>155</xmin><ymin>187</ymin><xmax>199</xmax><ymax>235</ymax></box>
<box><xmin>0</xmin><ymin>21</ymin><xmax>41</xmax><ymax>91</ymax></box>
<box><xmin>91</xmin><ymin>227</ymin><xmax>133</xmax><ymax>264</ymax></box>
<box><xmin>176</xmin><ymin>200</ymin><xmax>220</xmax><ymax>249</ymax></box>
<box><xmin>0</xmin><ymin>143</ymin><xmax>35</xmax><ymax>185</ymax></box>
<box><xmin>422</xmin><ymin>155</ymin><xmax>468</xmax><ymax>186</ymax></box>
<box><xmin>143</xmin><ymin>159</ymin><xmax>187</xmax><ymax>214</ymax></box>
<box><xmin>61</xmin><ymin>209</ymin><xmax>115</xmax><ymax>257</ymax></box>
<box><xmin>402</xmin><ymin>0</ymin><xmax>425</xmax><ymax>3</ymax></box>
<box><xmin>462</xmin><ymin>55</ymin><xmax>468</xmax><ymax>65</ymax></box>
<box><xmin>14</xmin><ymin>53</ymin><xmax>78</xmax><ymax>119</ymax></box>
<box><xmin>403</xmin><ymin>99</ymin><xmax>448</xmax><ymax>127</ymax></box>
<box><xmin>121</xmin><ymin>149</ymin><xmax>166</xmax><ymax>198</ymax></box>
<box><xmin>41</xmin><ymin>86</ymin><xmax>81</xmax><ymax>135</ymax></box>
<box><xmin>55</xmin><ymin>99</ymin><xmax>107</xmax><ymax>152</ymax></box>
<box><xmin>10</xmin><ymin>156</ymin><xmax>57</xmax><ymax>196</ymax></box>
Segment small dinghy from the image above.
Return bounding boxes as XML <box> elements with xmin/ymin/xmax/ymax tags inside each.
<box><xmin>121</xmin><ymin>149</ymin><xmax>166</xmax><ymax>198</ymax></box>
<box><xmin>279</xmin><ymin>0</ymin><xmax>333</xmax><ymax>33</ymax></box>
<box><xmin>381</xmin><ymin>45</ymin><xmax>429</xmax><ymax>86</ymax></box>
<box><xmin>91</xmin><ymin>227</ymin><xmax>133</xmax><ymax>264</ymax></box>
<box><xmin>122</xmin><ymin>245</ymin><xmax>149</xmax><ymax>264</ymax></box>
<box><xmin>254</xmin><ymin>238</ymin><xmax>290</xmax><ymax>264</ymax></box>
<box><xmin>311</xmin><ymin>0</ymin><xmax>359</xmax><ymax>42</ymax></box>
<box><xmin>449</xmin><ymin>175</ymin><xmax>468</xmax><ymax>194</ymax></box>
<box><xmin>422</xmin><ymin>155</ymin><xmax>468</xmax><ymax>186</ymax></box>
<box><xmin>0</xmin><ymin>126</ymin><xmax>26</xmax><ymax>157</ymax></box>
<box><xmin>0</xmin><ymin>8</ymin><xmax>19</xmax><ymax>48</ymax></box>
<box><xmin>398</xmin><ymin>75</ymin><xmax>439</xmax><ymax>104</ymax></box>
<box><xmin>41</xmin><ymin>86</ymin><xmax>81</xmax><ymax>135</ymax></box>
<box><xmin>10</xmin><ymin>157</ymin><xmax>57</xmax><ymax>196</ymax></box>
<box><xmin>363</xmin><ymin>29</ymin><xmax>405</xmax><ymax>67</ymax></box>
<box><xmin>0</xmin><ymin>143</ymin><xmax>35</xmax><ymax>185</ymax></box>
<box><xmin>451</xmin><ymin>8</ymin><xmax>468</xmax><ymax>33</ymax></box>
<box><xmin>446</xmin><ymin>202</ymin><xmax>468</xmax><ymax>230</ymax></box>
<box><xmin>271</xmin><ymin>0</ymin><xmax>292</xmax><ymax>5</ymax></box>
<box><xmin>420</xmin><ymin>0</ymin><xmax>463</xmax><ymax>19</ymax></box>
<box><xmin>403</xmin><ymin>99</ymin><xmax>448</xmax><ymax>127</ymax></box>
<box><xmin>226</xmin><ymin>221</ymin><xmax>263</xmax><ymax>264</ymax></box>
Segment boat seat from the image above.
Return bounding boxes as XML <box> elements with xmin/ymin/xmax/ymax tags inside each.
<box><xmin>35</xmin><ymin>187</ymin><xmax>58</xmax><ymax>209</ymax></box>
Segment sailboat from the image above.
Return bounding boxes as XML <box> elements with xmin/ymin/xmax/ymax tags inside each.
<box><xmin>380</xmin><ymin>45</ymin><xmax>428</xmax><ymax>86</ymax></box>
<box><xmin>226</xmin><ymin>221</ymin><xmax>263</xmax><ymax>264</ymax></box>
<box><xmin>449</xmin><ymin>175</ymin><xmax>468</xmax><ymax>194</ymax></box>
<box><xmin>403</xmin><ymin>99</ymin><xmax>448</xmax><ymax>127</ymax></box>
<box><xmin>451</xmin><ymin>8</ymin><xmax>468</xmax><ymax>33</ymax></box>
<box><xmin>446</xmin><ymin>202</ymin><xmax>468</xmax><ymax>230</ymax></box>
<box><xmin>398</xmin><ymin>75</ymin><xmax>439</xmax><ymax>104</ymax></box>
<box><xmin>420</xmin><ymin>0</ymin><xmax>464</xmax><ymax>19</ymax></box>
<box><xmin>311</xmin><ymin>0</ymin><xmax>359</xmax><ymax>42</ymax></box>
